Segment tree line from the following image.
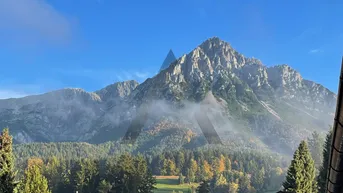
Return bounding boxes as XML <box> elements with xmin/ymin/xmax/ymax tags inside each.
<box><xmin>0</xmin><ymin>128</ymin><xmax>156</xmax><ymax>193</ymax></box>
<box><xmin>1</xmin><ymin>127</ymin><xmax>333</xmax><ymax>193</ymax></box>
<box><xmin>196</xmin><ymin>128</ymin><xmax>332</xmax><ymax>193</ymax></box>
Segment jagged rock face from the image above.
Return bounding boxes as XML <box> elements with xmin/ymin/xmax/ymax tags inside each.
<box><xmin>129</xmin><ymin>37</ymin><xmax>336</xmax><ymax>151</ymax></box>
<box><xmin>95</xmin><ymin>80</ymin><xmax>139</xmax><ymax>101</ymax></box>
<box><xmin>0</xmin><ymin>37</ymin><xmax>337</xmax><ymax>153</ymax></box>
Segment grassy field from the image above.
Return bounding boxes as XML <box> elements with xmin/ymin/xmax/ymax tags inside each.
<box><xmin>154</xmin><ymin>176</ymin><xmax>198</xmax><ymax>193</ymax></box>
<box><xmin>154</xmin><ymin>176</ymin><xmax>277</xmax><ymax>193</ymax></box>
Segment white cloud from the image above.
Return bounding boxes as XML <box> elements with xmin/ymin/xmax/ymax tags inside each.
<box><xmin>309</xmin><ymin>49</ymin><xmax>322</xmax><ymax>54</ymax></box>
<box><xmin>0</xmin><ymin>0</ymin><xmax>74</xmax><ymax>45</ymax></box>
<box><xmin>134</xmin><ymin>72</ymin><xmax>149</xmax><ymax>79</ymax></box>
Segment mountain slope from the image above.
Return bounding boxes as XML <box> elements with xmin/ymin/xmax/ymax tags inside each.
<box><xmin>0</xmin><ymin>81</ymin><xmax>139</xmax><ymax>143</ymax></box>
<box><xmin>129</xmin><ymin>37</ymin><xmax>335</xmax><ymax>152</ymax></box>
<box><xmin>0</xmin><ymin>37</ymin><xmax>336</xmax><ymax>154</ymax></box>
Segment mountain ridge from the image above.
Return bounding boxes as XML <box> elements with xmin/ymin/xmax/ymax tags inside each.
<box><xmin>0</xmin><ymin>37</ymin><xmax>336</xmax><ymax>155</ymax></box>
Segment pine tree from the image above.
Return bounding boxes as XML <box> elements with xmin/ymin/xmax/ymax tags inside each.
<box><xmin>0</xmin><ymin>128</ymin><xmax>17</xmax><ymax>193</ymax></box>
<box><xmin>225</xmin><ymin>158</ymin><xmax>232</xmax><ymax>171</ymax></box>
<box><xmin>138</xmin><ymin>170</ymin><xmax>156</xmax><ymax>193</ymax></box>
<box><xmin>44</xmin><ymin>156</ymin><xmax>64</xmax><ymax>193</ymax></box>
<box><xmin>179</xmin><ymin>173</ymin><xmax>185</xmax><ymax>184</ymax></box>
<box><xmin>238</xmin><ymin>174</ymin><xmax>252</xmax><ymax>193</ymax></box>
<box><xmin>196</xmin><ymin>180</ymin><xmax>211</xmax><ymax>193</ymax></box>
<box><xmin>308</xmin><ymin>131</ymin><xmax>324</xmax><ymax>169</ymax></box>
<box><xmin>281</xmin><ymin>140</ymin><xmax>318</xmax><ymax>193</ymax></box>
<box><xmin>318</xmin><ymin>129</ymin><xmax>333</xmax><ymax>193</ymax></box>
<box><xmin>22</xmin><ymin>164</ymin><xmax>51</xmax><ymax>193</ymax></box>
<box><xmin>251</xmin><ymin>167</ymin><xmax>265</xmax><ymax>192</ymax></box>
<box><xmin>97</xmin><ymin>180</ymin><xmax>112</xmax><ymax>193</ymax></box>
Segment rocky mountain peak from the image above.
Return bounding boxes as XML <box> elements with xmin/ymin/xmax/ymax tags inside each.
<box><xmin>95</xmin><ymin>80</ymin><xmax>139</xmax><ymax>101</ymax></box>
<box><xmin>266</xmin><ymin>64</ymin><xmax>303</xmax><ymax>90</ymax></box>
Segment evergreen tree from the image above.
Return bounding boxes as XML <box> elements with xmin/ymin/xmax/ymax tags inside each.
<box><xmin>238</xmin><ymin>174</ymin><xmax>252</xmax><ymax>193</ymax></box>
<box><xmin>166</xmin><ymin>159</ymin><xmax>177</xmax><ymax>175</ymax></box>
<box><xmin>70</xmin><ymin>160</ymin><xmax>87</xmax><ymax>192</ymax></box>
<box><xmin>251</xmin><ymin>167</ymin><xmax>265</xmax><ymax>192</ymax></box>
<box><xmin>22</xmin><ymin>164</ymin><xmax>51</xmax><ymax>193</ymax></box>
<box><xmin>179</xmin><ymin>173</ymin><xmax>185</xmax><ymax>184</ymax></box>
<box><xmin>308</xmin><ymin>131</ymin><xmax>324</xmax><ymax>169</ymax></box>
<box><xmin>138</xmin><ymin>170</ymin><xmax>156</xmax><ymax>193</ymax></box>
<box><xmin>225</xmin><ymin>158</ymin><xmax>232</xmax><ymax>171</ymax></box>
<box><xmin>281</xmin><ymin>140</ymin><xmax>318</xmax><ymax>193</ymax></box>
<box><xmin>318</xmin><ymin>129</ymin><xmax>333</xmax><ymax>193</ymax></box>
<box><xmin>0</xmin><ymin>128</ymin><xmax>17</xmax><ymax>193</ymax></box>
<box><xmin>196</xmin><ymin>180</ymin><xmax>211</xmax><ymax>193</ymax></box>
<box><xmin>44</xmin><ymin>156</ymin><xmax>64</xmax><ymax>193</ymax></box>
<box><xmin>97</xmin><ymin>180</ymin><xmax>112</xmax><ymax>193</ymax></box>
<box><xmin>176</xmin><ymin>152</ymin><xmax>185</xmax><ymax>173</ymax></box>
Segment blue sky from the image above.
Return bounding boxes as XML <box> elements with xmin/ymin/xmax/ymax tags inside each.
<box><xmin>0</xmin><ymin>0</ymin><xmax>342</xmax><ymax>99</ymax></box>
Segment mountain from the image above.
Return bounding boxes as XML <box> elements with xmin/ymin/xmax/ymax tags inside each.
<box><xmin>0</xmin><ymin>37</ymin><xmax>336</xmax><ymax>155</ymax></box>
<box><xmin>159</xmin><ymin>49</ymin><xmax>177</xmax><ymax>72</ymax></box>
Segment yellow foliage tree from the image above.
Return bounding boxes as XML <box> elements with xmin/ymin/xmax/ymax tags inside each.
<box><xmin>229</xmin><ymin>182</ymin><xmax>239</xmax><ymax>193</ymax></box>
<box><xmin>203</xmin><ymin>160</ymin><xmax>213</xmax><ymax>181</ymax></box>
<box><xmin>27</xmin><ymin>157</ymin><xmax>44</xmax><ymax>169</ymax></box>
<box><xmin>213</xmin><ymin>155</ymin><xmax>226</xmax><ymax>175</ymax></box>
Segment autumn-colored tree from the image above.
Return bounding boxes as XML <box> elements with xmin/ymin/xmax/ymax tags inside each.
<box><xmin>27</xmin><ymin>157</ymin><xmax>44</xmax><ymax>170</ymax></box>
<box><xmin>214</xmin><ymin>173</ymin><xmax>229</xmax><ymax>193</ymax></box>
<box><xmin>219</xmin><ymin>155</ymin><xmax>226</xmax><ymax>173</ymax></box>
<box><xmin>202</xmin><ymin>160</ymin><xmax>213</xmax><ymax>181</ymax></box>
<box><xmin>213</xmin><ymin>155</ymin><xmax>226</xmax><ymax>175</ymax></box>
<box><xmin>215</xmin><ymin>174</ymin><xmax>228</xmax><ymax>187</ymax></box>
<box><xmin>228</xmin><ymin>182</ymin><xmax>239</xmax><ymax>193</ymax></box>
<box><xmin>190</xmin><ymin>159</ymin><xmax>198</xmax><ymax>175</ymax></box>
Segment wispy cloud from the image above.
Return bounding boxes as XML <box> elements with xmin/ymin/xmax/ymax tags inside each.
<box><xmin>0</xmin><ymin>0</ymin><xmax>74</xmax><ymax>46</ymax></box>
<box><xmin>292</xmin><ymin>27</ymin><xmax>322</xmax><ymax>43</ymax></box>
<box><xmin>135</xmin><ymin>72</ymin><xmax>149</xmax><ymax>79</ymax></box>
<box><xmin>309</xmin><ymin>49</ymin><xmax>323</xmax><ymax>54</ymax></box>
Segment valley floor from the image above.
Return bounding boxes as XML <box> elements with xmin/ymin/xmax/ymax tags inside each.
<box><xmin>154</xmin><ymin>176</ymin><xmax>198</xmax><ymax>193</ymax></box>
<box><xmin>154</xmin><ymin>176</ymin><xmax>278</xmax><ymax>193</ymax></box>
